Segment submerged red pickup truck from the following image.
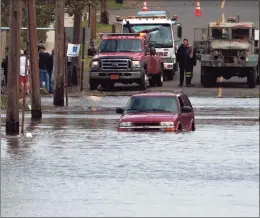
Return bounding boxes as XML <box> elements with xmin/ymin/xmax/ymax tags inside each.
<box><xmin>116</xmin><ymin>91</ymin><xmax>196</xmax><ymax>132</ymax></box>
<box><xmin>88</xmin><ymin>32</ymin><xmax>164</xmax><ymax>90</ymax></box>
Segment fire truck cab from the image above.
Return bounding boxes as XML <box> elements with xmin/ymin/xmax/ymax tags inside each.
<box><xmin>114</xmin><ymin>14</ymin><xmax>182</xmax><ymax>81</ymax></box>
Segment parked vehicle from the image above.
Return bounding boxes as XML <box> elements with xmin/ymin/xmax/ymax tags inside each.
<box><xmin>116</xmin><ymin>91</ymin><xmax>195</xmax><ymax>132</ymax></box>
<box><xmin>194</xmin><ymin>17</ymin><xmax>259</xmax><ymax>88</ymax></box>
<box><xmin>88</xmin><ymin>32</ymin><xmax>163</xmax><ymax>90</ymax></box>
<box><xmin>113</xmin><ymin>13</ymin><xmax>182</xmax><ymax>81</ymax></box>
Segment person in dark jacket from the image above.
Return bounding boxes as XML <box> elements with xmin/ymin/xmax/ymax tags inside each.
<box><xmin>39</xmin><ymin>45</ymin><xmax>51</xmax><ymax>93</ymax></box>
<box><xmin>176</xmin><ymin>39</ymin><xmax>196</xmax><ymax>87</ymax></box>
<box><xmin>1</xmin><ymin>47</ymin><xmax>9</xmax><ymax>85</ymax></box>
<box><xmin>1</xmin><ymin>56</ymin><xmax>8</xmax><ymax>85</ymax></box>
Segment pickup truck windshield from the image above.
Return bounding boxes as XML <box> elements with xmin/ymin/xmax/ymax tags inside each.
<box><xmin>123</xmin><ymin>24</ymin><xmax>173</xmax><ymax>48</ymax></box>
<box><xmin>125</xmin><ymin>96</ymin><xmax>178</xmax><ymax>113</ymax></box>
<box><xmin>99</xmin><ymin>39</ymin><xmax>142</xmax><ymax>52</ymax></box>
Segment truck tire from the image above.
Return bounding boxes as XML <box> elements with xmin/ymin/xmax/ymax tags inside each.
<box><xmin>167</xmin><ymin>70</ymin><xmax>174</xmax><ymax>81</ymax></box>
<box><xmin>89</xmin><ymin>79</ymin><xmax>98</xmax><ymax>90</ymax></box>
<box><xmin>149</xmin><ymin>77</ymin><xmax>155</xmax><ymax>87</ymax></box>
<box><xmin>156</xmin><ymin>72</ymin><xmax>163</xmax><ymax>87</ymax></box>
<box><xmin>164</xmin><ymin>69</ymin><xmax>174</xmax><ymax>81</ymax></box>
<box><xmin>201</xmin><ymin>66</ymin><xmax>216</xmax><ymax>88</ymax></box>
<box><xmin>247</xmin><ymin>67</ymin><xmax>257</xmax><ymax>88</ymax></box>
<box><xmin>139</xmin><ymin>67</ymin><xmax>146</xmax><ymax>90</ymax></box>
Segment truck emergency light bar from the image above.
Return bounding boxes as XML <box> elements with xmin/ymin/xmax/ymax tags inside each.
<box><xmin>116</xmin><ymin>15</ymin><xmax>169</xmax><ymax>21</ymax></box>
<box><xmin>99</xmin><ymin>33</ymin><xmax>147</xmax><ymax>39</ymax></box>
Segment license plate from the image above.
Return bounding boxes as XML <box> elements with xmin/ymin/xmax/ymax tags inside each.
<box><xmin>110</xmin><ymin>75</ymin><xmax>119</xmax><ymax>80</ymax></box>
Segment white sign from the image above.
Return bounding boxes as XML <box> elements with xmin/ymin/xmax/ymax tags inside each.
<box><xmin>67</xmin><ymin>44</ymin><xmax>81</xmax><ymax>57</ymax></box>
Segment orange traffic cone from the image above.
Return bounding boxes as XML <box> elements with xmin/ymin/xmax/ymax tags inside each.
<box><xmin>142</xmin><ymin>1</ymin><xmax>148</xmax><ymax>11</ymax></box>
<box><xmin>195</xmin><ymin>1</ymin><xmax>202</xmax><ymax>16</ymax></box>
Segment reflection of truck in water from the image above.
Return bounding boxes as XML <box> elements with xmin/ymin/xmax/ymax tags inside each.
<box><xmin>194</xmin><ymin>17</ymin><xmax>259</xmax><ymax>88</ymax></box>
<box><xmin>114</xmin><ymin>14</ymin><xmax>182</xmax><ymax>81</ymax></box>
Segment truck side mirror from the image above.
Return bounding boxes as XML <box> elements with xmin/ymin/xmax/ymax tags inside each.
<box><xmin>177</xmin><ymin>25</ymin><xmax>182</xmax><ymax>39</ymax></box>
<box><xmin>182</xmin><ymin>106</ymin><xmax>192</xmax><ymax>113</ymax></box>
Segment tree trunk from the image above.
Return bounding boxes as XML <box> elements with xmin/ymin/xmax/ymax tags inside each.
<box><xmin>101</xmin><ymin>0</ymin><xmax>109</xmax><ymax>24</ymax></box>
<box><xmin>27</xmin><ymin>0</ymin><xmax>42</xmax><ymax>119</ymax></box>
<box><xmin>6</xmin><ymin>0</ymin><xmax>23</xmax><ymax>135</ymax></box>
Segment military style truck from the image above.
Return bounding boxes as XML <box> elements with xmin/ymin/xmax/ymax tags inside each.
<box><xmin>193</xmin><ymin>17</ymin><xmax>259</xmax><ymax>88</ymax></box>
<box><xmin>88</xmin><ymin>31</ymin><xmax>164</xmax><ymax>90</ymax></box>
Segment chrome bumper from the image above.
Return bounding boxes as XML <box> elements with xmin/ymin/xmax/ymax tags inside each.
<box><xmin>90</xmin><ymin>71</ymin><xmax>141</xmax><ymax>80</ymax></box>
<box><xmin>162</xmin><ymin>59</ymin><xmax>176</xmax><ymax>70</ymax></box>
<box><xmin>118</xmin><ymin>126</ymin><xmax>176</xmax><ymax>132</ymax></box>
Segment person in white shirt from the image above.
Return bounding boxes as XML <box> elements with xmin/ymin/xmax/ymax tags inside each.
<box><xmin>20</xmin><ymin>50</ymin><xmax>30</xmax><ymax>94</ymax></box>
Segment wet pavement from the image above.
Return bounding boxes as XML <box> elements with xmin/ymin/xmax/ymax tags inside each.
<box><xmin>1</xmin><ymin>96</ymin><xmax>259</xmax><ymax>217</ymax></box>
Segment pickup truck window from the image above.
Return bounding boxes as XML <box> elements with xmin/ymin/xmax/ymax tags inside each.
<box><xmin>232</xmin><ymin>28</ymin><xmax>249</xmax><ymax>40</ymax></box>
<box><xmin>125</xmin><ymin>96</ymin><xmax>178</xmax><ymax>113</ymax></box>
<box><xmin>99</xmin><ymin>39</ymin><xmax>142</xmax><ymax>53</ymax></box>
<box><xmin>123</xmin><ymin>24</ymin><xmax>173</xmax><ymax>48</ymax></box>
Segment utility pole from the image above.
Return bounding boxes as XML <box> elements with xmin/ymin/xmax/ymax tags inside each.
<box><xmin>90</xmin><ymin>6</ymin><xmax>97</xmax><ymax>40</ymax></box>
<box><xmin>5</xmin><ymin>0</ymin><xmax>23</xmax><ymax>135</ymax></box>
<box><xmin>53</xmin><ymin>0</ymin><xmax>65</xmax><ymax>106</ymax></box>
<box><xmin>27</xmin><ymin>0</ymin><xmax>42</xmax><ymax>119</ymax></box>
<box><xmin>93</xmin><ymin>6</ymin><xmax>96</xmax><ymax>40</ymax></box>
<box><xmin>80</xmin><ymin>15</ymin><xmax>87</xmax><ymax>92</ymax></box>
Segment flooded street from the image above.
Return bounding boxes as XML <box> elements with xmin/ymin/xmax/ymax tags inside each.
<box><xmin>1</xmin><ymin>97</ymin><xmax>259</xmax><ymax>217</ymax></box>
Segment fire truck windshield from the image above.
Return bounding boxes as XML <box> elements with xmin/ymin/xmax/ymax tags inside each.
<box><xmin>98</xmin><ymin>39</ymin><xmax>142</xmax><ymax>53</ymax></box>
<box><xmin>123</xmin><ymin>23</ymin><xmax>173</xmax><ymax>48</ymax></box>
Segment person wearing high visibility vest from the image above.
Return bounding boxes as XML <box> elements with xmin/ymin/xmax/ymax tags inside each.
<box><xmin>176</xmin><ymin>39</ymin><xmax>196</xmax><ymax>87</ymax></box>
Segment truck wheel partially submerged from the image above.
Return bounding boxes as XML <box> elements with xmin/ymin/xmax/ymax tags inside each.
<box><xmin>194</xmin><ymin>17</ymin><xmax>259</xmax><ymax>88</ymax></box>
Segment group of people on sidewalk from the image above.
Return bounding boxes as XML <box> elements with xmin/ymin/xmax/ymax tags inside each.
<box><xmin>1</xmin><ymin>45</ymin><xmax>75</xmax><ymax>95</ymax></box>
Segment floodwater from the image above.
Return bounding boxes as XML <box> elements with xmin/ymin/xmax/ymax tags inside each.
<box><xmin>1</xmin><ymin>97</ymin><xmax>259</xmax><ymax>217</ymax></box>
